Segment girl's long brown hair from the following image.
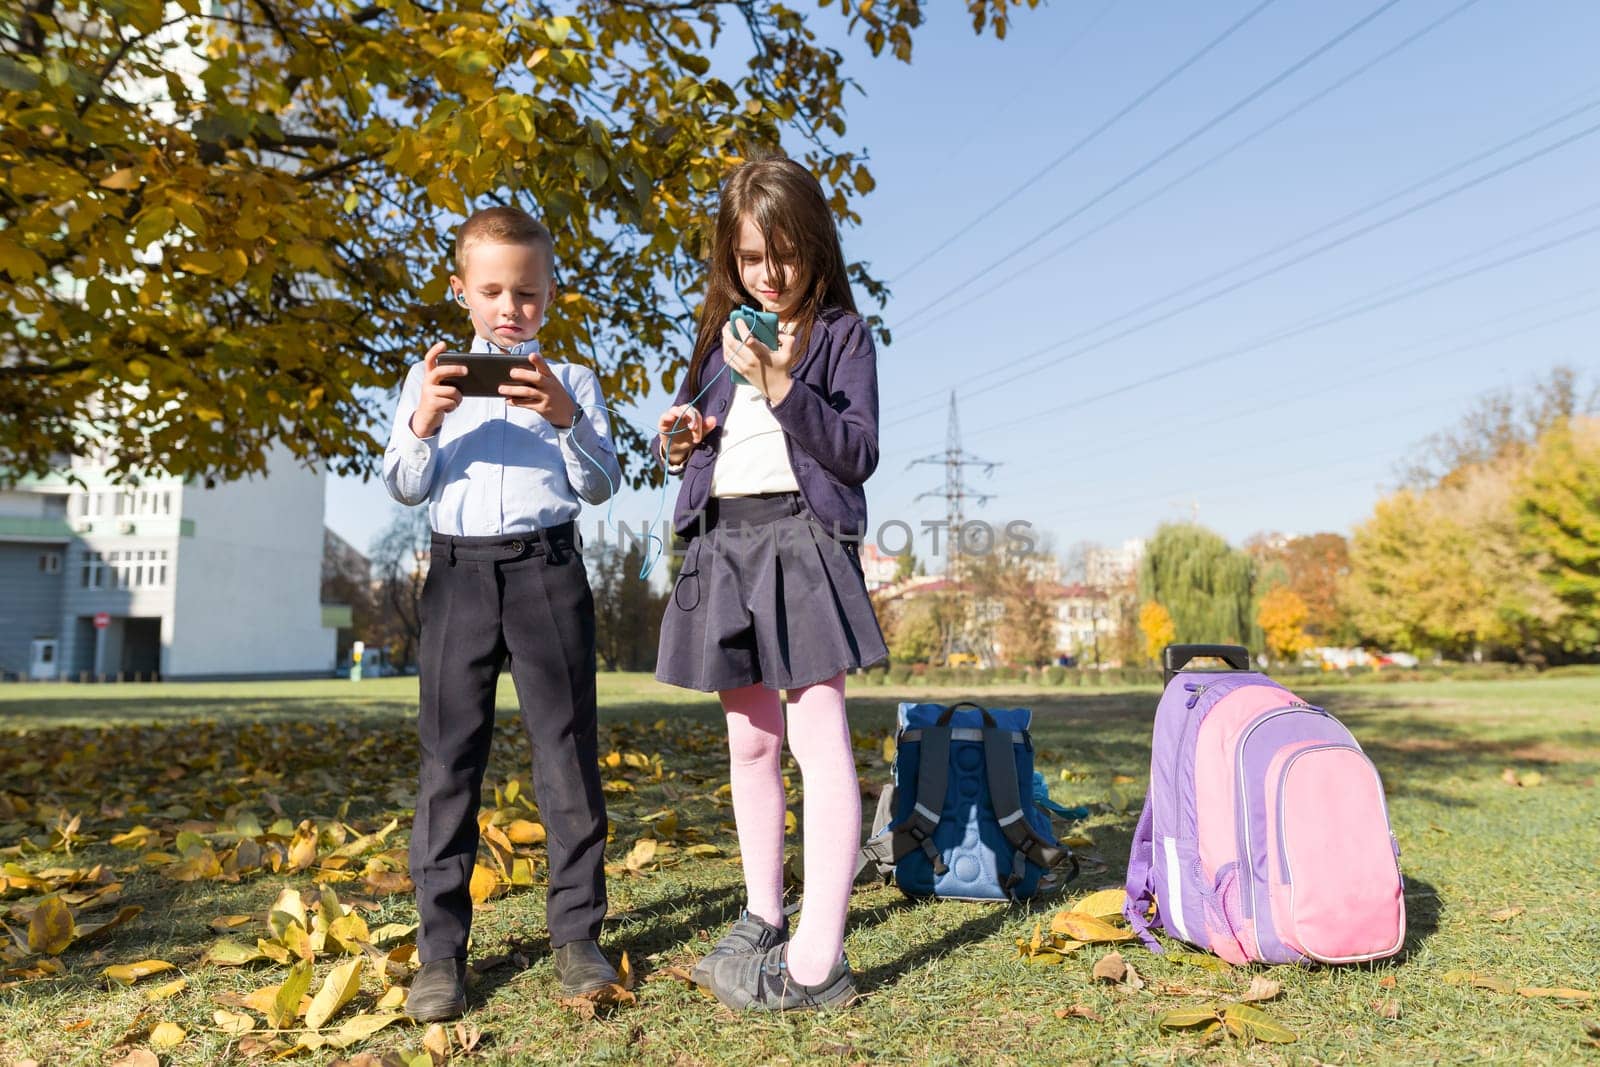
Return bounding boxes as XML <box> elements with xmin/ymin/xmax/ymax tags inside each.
<box><xmin>687</xmin><ymin>157</ymin><xmax>857</xmax><ymax>393</ymax></box>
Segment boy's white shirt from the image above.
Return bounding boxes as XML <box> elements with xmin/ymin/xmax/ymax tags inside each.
<box><xmin>382</xmin><ymin>336</ymin><xmax>622</xmax><ymax>536</ymax></box>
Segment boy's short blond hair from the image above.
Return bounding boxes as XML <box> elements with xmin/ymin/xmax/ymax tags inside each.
<box><xmin>455</xmin><ymin>206</ymin><xmax>555</xmax><ymax>272</ymax></box>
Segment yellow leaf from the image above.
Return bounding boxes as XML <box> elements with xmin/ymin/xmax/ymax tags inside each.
<box><xmin>149</xmin><ymin>1021</ymin><xmax>186</xmax><ymax>1049</ymax></box>
<box><xmin>143</xmin><ymin>977</ymin><xmax>187</xmax><ymax>1001</ymax></box>
<box><xmin>624</xmin><ymin>839</ymin><xmax>658</xmax><ymax>871</ymax></box>
<box><xmin>177</xmin><ymin>251</ymin><xmax>224</xmax><ymax>276</ymax></box>
<box><xmin>375</xmin><ymin>985</ymin><xmax>406</xmax><ymax>1011</ymax></box>
<box><xmin>99</xmin><ymin>168</ymin><xmax>141</xmax><ymax>190</ymax></box>
<box><xmin>1158</xmin><ymin>1006</ymin><xmax>1223</xmax><ymax>1030</ymax></box>
<box><xmin>423</xmin><ymin>1021</ymin><xmax>450</xmax><ymax>1061</ymax></box>
<box><xmin>288</xmin><ymin>822</ymin><xmax>319</xmax><ymax>871</ymax></box>
<box><xmin>1516</xmin><ymin>987</ymin><xmax>1596</xmax><ymax>1000</ymax></box>
<box><xmin>326</xmin><ymin>1012</ymin><xmax>403</xmax><ymax>1049</ymax></box>
<box><xmin>268</xmin><ymin>887</ymin><xmax>308</xmax><ymax>938</ymax></box>
<box><xmin>618</xmin><ymin>950</ymin><xmax>635</xmax><ymax>991</ymax></box>
<box><xmin>213</xmin><ymin>1009</ymin><xmax>255</xmax><ymax>1036</ymax></box>
<box><xmin>505</xmin><ymin>819</ymin><xmax>546</xmax><ymax>846</ymax></box>
<box><xmin>304</xmin><ymin>957</ymin><xmax>364</xmax><ymax>1029</ymax></box>
<box><xmin>1067</xmin><ymin>888</ymin><xmax>1127</xmax><ymax>920</ymax></box>
<box><xmin>269</xmin><ymin>959</ymin><xmax>313</xmax><ymax>1029</ymax></box>
<box><xmin>1240</xmin><ymin>975</ymin><xmax>1282</xmax><ymax>1003</ymax></box>
<box><xmin>204</xmin><ymin>939</ymin><xmax>266</xmax><ymax>966</ymax></box>
<box><xmin>208</xmin><ymin>914</ymin><xmax>254</xmax><ymax>932</ymax></box>
<box><xmin>1489</xmin><ymin>906</ymin><xmax>1525</xmax><ymax>922</ymax></box>
<box><xmin>27</xmin><ymin>895</ymin><xmax>75</xmax><ymax>955</ymax></box>
<box><xmin>103</xmin><ymin>959</ymin><xmax>176</xmax><ymax>986</ymax></box>
<box><xmin>1050</xmin><ymin>912</ymin><xmax>1135</xmax><ymax>944</ymax></box>
<box><xmin>1221</xmin><ymin>1003</ymin><xmax>1298</xmax><ymax>1043</ymax></box>
<box><xmin>468</xmin><ymin>863</ymin><xmax>499</xmax><ymax>904</ymax></box>
<box><xmin>684</xmin><ymin>844</ymin><xmax>722</xmax><ymax>858</ymax></box>
<box><xmin>327</xmin><ymin>913</ymin><xmax>370</xmax><ymax>954</ymax></box>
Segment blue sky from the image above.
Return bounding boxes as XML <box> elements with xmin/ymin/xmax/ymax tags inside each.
<box><xmin>326</xmin><ymin>0</ymin><xmax>1600</xmax><ymax>567</ymax></box>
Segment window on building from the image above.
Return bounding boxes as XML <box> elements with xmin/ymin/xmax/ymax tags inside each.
<box><xmin>39</xmin><ymin>552</ymin><xmax>61</xmax><ymax>574</ymax></box>
<box><xmin>81</xmin><ymin>551</ymin><xmax>104</xmax><ymax>588</ymax></box>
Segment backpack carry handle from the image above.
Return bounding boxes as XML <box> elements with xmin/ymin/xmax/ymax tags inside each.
<box><xmin>936</xmin><ymin>701</ymin><xmax>998</xmax><ymax>728</ymax></box>
<box><xmin>1162</xmin><ymin>644</ymin><xmax>1252</xmax><ymax>688</ymax></box>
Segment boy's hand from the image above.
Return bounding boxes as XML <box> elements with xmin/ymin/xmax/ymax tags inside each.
<box><xmin>502</xmin><ymin>351</ymin><xmax>577</xmax><ymax>428</ymax></box>
<box><xmin>410</xmin><ymin>342</ymin><xmax>466</xmax><ymax>440</ymax></box>
<box><xmin>722</xmin><ymin>322</ymin><xmax>797</xmax><ymax>404</ymax></box>
<box><xmin>657</xmin><ymin>404</ymin><xmax>717</xmax><ymax>467</ymax></box>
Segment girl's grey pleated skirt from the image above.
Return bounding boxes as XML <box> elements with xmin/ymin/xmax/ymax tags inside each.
<box><xmin>655</xmin><ymin>492</ymin><xmax>888</xmax><ymax>692</ymax></box>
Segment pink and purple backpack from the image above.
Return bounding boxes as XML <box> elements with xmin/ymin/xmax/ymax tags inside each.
<box><xmin>1123</xmin><ymin>644</ymin><xmax>1406</xmax><ymax>965</ymax></box>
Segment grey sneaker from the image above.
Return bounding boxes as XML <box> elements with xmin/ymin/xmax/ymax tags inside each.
<box><xmin>405</xmin><ymin>957</ymin><xmax>467</xmax><ymax>1022</ymax></box>
<box><xmin>690</xmin><ymin>911</ymin><xmax>788</xmax><ymax>988</ymax></box>
<box><xmin>706</xmin><ymin>943</ymin><xmax>857</xmax><ymax>1011</ymax></box>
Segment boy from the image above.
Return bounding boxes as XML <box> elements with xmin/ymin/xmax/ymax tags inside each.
<box><xmin>383</xmin><ymin>206</ymin><xmax>623</xmax><ymax>1021</ymax></box>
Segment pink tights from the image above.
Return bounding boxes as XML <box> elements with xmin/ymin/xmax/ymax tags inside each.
<box><xmin>719</xmin><ymin>671</ymin><xmax>859</xmax><ymax>986</ymax></box>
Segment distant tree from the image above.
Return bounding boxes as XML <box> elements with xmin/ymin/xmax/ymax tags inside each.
<box><xmin>1399</xmin><ymin>366</ymin><xmax>1599</xmax><ymax>489</ymax></box>
<box><xmin>1257</xmin><ymin>586</ymin><xmax>1313</xmax><ymax>665</ymax></box>
<box><xmin>1247</xmin><ymin>531</ymin><xmax>1352</xmax><ymax>642</ymax></box>
<box><xmin>1517</xmin><ymin>417</ymin><xmax>1600</xmax><ymax>654</ymax></box>
<box><xmin>1137</xmin><ymin>602</ymin><xmax>1175</xmax><ymax>664</ymax></box>
<box><xmin>592</xmin><ymin>541</ymin><xmax>665</xmax><ymax>671</ymax></box>
<box><xmin>369</xmin><ymin>507</ymin><xmax>432</xmax><ymax>668</ymax></box>
<box><xmin>1138</xmin><ymin>524</ymin><xmax>1255</xmax><ymax>648</ymax></box>
<box><xmin>887</xmin><ymin>597</ymin><xmax>943</xmax><ymax>665</ymax></box>
<box><xmin>894</xmin><ymin>549</ymin><xmax>919</xmax><ymax>583</ymax></box>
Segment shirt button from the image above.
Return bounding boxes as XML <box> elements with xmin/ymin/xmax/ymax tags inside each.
<box><xmin>509</xmin><ymin>540</ymin><xmax>525</xmax><ymax>553</ymax></box>
<box><xmin>716</xmin><ymin>399</ymin><xmax>728</xmax><ymax>412</ymax></box>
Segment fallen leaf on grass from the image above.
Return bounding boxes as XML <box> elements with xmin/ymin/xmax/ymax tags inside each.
<box><xmin>1584</xmin><ymin>1020</ymin><xmax>1600</xmax><ymax>1049</ymax></box>
<box><xmin>26</xmin><ymin>894</ymin><xmax>74</xmax><ymax>955</ymax></box>
<box><xmin>213</xmin><ymin>1009</ymin><xmax>255</xmax><ymax>1036</ymax></box>
<box><xmin>1443</xmin><ymin>971</ymin><xmax>1514</xmax><ymax>994</ymax></box>
<box><xmin>1159</xmin><ymin>1003</ymin><xmax>1296</xmax><ymax>1044</ymax></box>
<box><xmin>1517</xmin><ymin>987</ymin><xmax>1597</xmax><ymax>1001</ymax></box>
<box><xmin>375</xmin><ymin>985</ymin><xmax>407</xmax><ymax>1011</ymax></box>
<box><xmin>1371</xmin><ymin>998</ymin><xmax>1401</xmax><ymax>1019</ymax></box>
<box><xmin>1166</xmin><ymin>950</ymin><xmax>1232</xmax><ymax>974</ymax></box>
<box><xmin>324</xmin><ymin>1012</ymin><xmax>404</xmax><ymax>1048</ymax></box>
<box><xmin>1055</xmin><ymin>1003</ymin><xmax>1100</xmax><ymax>1020</ymax></box>
<box><xmin>454</xmin><ymin>1023</ymin><xmax>483</xmax><ymax>1054</ymax></box>
<box><xmin>559</xmin><ymin>982</ymin><xmax>637</xmax><ymax>1019</ymax></box>
<box><xmin>105</xmin><ymin>1050</ymin><xmax>158</xmax><ymax>1067</ymax></box>
<box><xmin>60</xmin><ymin>1018</ymin><xmax>93</xmax><ymax>1032</ymax></box>
<box><xmin>1379</xmin><ymin>975</ymin><xmax>1397</xmax><ymax>988</ymax></box>
<box><xmin>467</xmin><ymin>863</ymin><xmax>501</xmax><ymax>904</ymax></box>
<box><xmin>1500</xmin><ymin>768</ymin><xmax>1544</xmax><ymax>788</ymax></box>
<box><xmin>103</xmin><ymin>959</ymin><xmax>176</xmax><ymax>986</ymax></box>
<box><xmin>1067</xmin><ymin>888</ymin><xmax>1127</xmax><ymax>919</ymax></box>
<box><xmin>1092</xmin><ymin>951</ymin><xmax>1144</xmax><ymax>990</ymax></box>
<box><xmin>269</xmin><ymin>958</ymin><xmax>314</xmax><ymax>1029</ymax></box>
<box><xmin>1051</xmin><ymin>912</ymin><xmax>1135</xmax><ymax>944</ymax></box>
<box><xmin>144</xmin><ymin>977</ymin><xmax>187</xmax><ymax>1001</ymax></box>
<box><xmin>1490</xmin><ymin>906</ymin><xmax>1526</xmax><ymax>923</ymax></box>
<box><xmin>423</xmin><ymin>1022</ymin><xmax>450</xmax><ymax>1064</ymax></box>
<box><xmin>305</xmin><ymin>957</ymin><xmax>364</xmax><ymax>1029</ymax></box>
<box><xmin>149</xmin><ymin>1021</ymin><xmax>186</xmax><ymax>1048</ymax></box>
<box><xmin>1239</xmin><ymin>976</ymin><xmax>1281</xmax><ymax>1003</ymax></box>
<box><xmin>204</xmin><ymin>939</ymin><xmax>267</xmax><ymax>966</ymax></box>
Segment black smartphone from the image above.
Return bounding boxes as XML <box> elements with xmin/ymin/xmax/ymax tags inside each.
<box><xmin>434</xmin><ymin>351</ymin><xmax>529</xmax><ymax>398</ymax></box>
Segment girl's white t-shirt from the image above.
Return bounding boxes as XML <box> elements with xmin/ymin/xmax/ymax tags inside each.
<box><xmin>710</xmin><ymin>379</ymin><xmax>799</xmax><ymax>497</ymax></box>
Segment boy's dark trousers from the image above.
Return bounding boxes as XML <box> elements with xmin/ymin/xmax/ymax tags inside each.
<box><xmin>410</xmin><ymin>524</ymin><xmax>608</xmax><ymax>963</ymax></box>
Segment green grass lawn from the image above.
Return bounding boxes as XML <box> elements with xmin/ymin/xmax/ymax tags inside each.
<box><xmin>1</xmin><ymin>673</ymin><xmax>1597</xmax><ymax>1065</ymax></box>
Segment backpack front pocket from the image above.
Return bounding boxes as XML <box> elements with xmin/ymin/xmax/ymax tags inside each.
<box><xmin>1273</xmin><ymin>745</ymin><xmax>1405</xmax><ymax>963</ymax></box>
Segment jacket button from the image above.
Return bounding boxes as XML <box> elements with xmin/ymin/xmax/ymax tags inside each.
<box><xmin>509</xmin><ymin>540</ymin><xmax>525</xmax><ymax>553</ymax></box>
<box><xmin>716</xmin><ymin>399</ymin><xmax>728</xmax><ymax>412</ymax></box>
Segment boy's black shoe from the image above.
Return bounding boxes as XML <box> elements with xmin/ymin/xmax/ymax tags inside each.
<box><xmin>405</xmin><ymin>957</ymin><xmax>468</xmax><ymax>1022</ymax></box>
<box><xmin>553</xmin><ymin>939</ymin><xmax>618</xmax><ymax>995</ymax></box>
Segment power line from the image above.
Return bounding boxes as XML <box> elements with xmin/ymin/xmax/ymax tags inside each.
<box><xmin>941</xmin><ymin>0</ymin><xmax>1126</xmax><ymax>165</ymax></box>
<box><xmin>886</xmin><ymin>113</ymin><xmax>1600</xmax><ymax>432</ymax></box>
<box><xmin>894</xmin><ymin>0</ymin><xmax>1488</xmax><ymax>344</ymax></box>
<box><xmin>889</xmin><ymin>0</ymin><xmax>1407</xmax><ymax>320</ymax></box>
<box><xmin>1008</xmin><ymin>284</ymin><xmax>1600</xmax><ymax>474</ymax></box>
<box><xmin>1023</xmin><ymin>294</ymin><xmax>1600</xmax><ymax>503</ymax></box>
<box><xmin>887</xmin><ymin>0</ymin><xmax>1282</xmax><ymax>282</ymax></box>
<box><xmin>943</xmin><ymin>217</ymin><xmax>1600</xmax><ymax>450</ymax></box>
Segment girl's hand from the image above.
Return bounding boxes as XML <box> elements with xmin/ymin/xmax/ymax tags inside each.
<box><xmin>722</xmin><ymin>322</ymin><xmax>796</xmax><ymax>404</ymax></box>
<box><xmin>409</xmin><ymin>341</ymin><xmax>467</xmax><ymax>439</ymax></box>
<box><xmin>501</xmin><ymin>352</ymin><xmax>576</xmax><ymax>428</ymax></box>
<box><xmin>658</xmin><ymin>404</ymin><xmax>717</xmax><ymax>467</ymax></box>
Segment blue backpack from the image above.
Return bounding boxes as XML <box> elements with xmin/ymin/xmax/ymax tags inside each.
<box><xmin>857</xmin><ymin>702</ymin><xmax>1078</xmax><ymax>901</ymax></box>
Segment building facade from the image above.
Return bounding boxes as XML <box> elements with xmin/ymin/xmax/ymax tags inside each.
<box><xmin>0</xmin><ymin>448</ymin><xmax>336</xmax><ymax>680</ymax></box>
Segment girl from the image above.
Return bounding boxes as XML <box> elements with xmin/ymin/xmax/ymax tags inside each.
<box><xmin>653</xmin><ymin>157</ymin><xmax>887</xmax><ymax>1011</ymax></box>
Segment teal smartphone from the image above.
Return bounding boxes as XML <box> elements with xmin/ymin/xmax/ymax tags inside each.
<box><xmin>727</xmin><ymin>306</ymin><xmax>780</xmax><ymax>385</ymax></box>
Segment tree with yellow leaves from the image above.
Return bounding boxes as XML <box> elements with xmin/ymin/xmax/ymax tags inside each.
<box><xmin>1256</xmin><ymin>585</ymin><xmax>1313</xmax><ymax>665</ymax></box>
<box><xmin>0</xmin><ymin>0</ymin><xmax>1040</xmax><ymax>482</ymax></box>
<box><xmin>1137</xmin><ymin>601</ymin><xmax>1175</xmax><ymax>665</ymax></box>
